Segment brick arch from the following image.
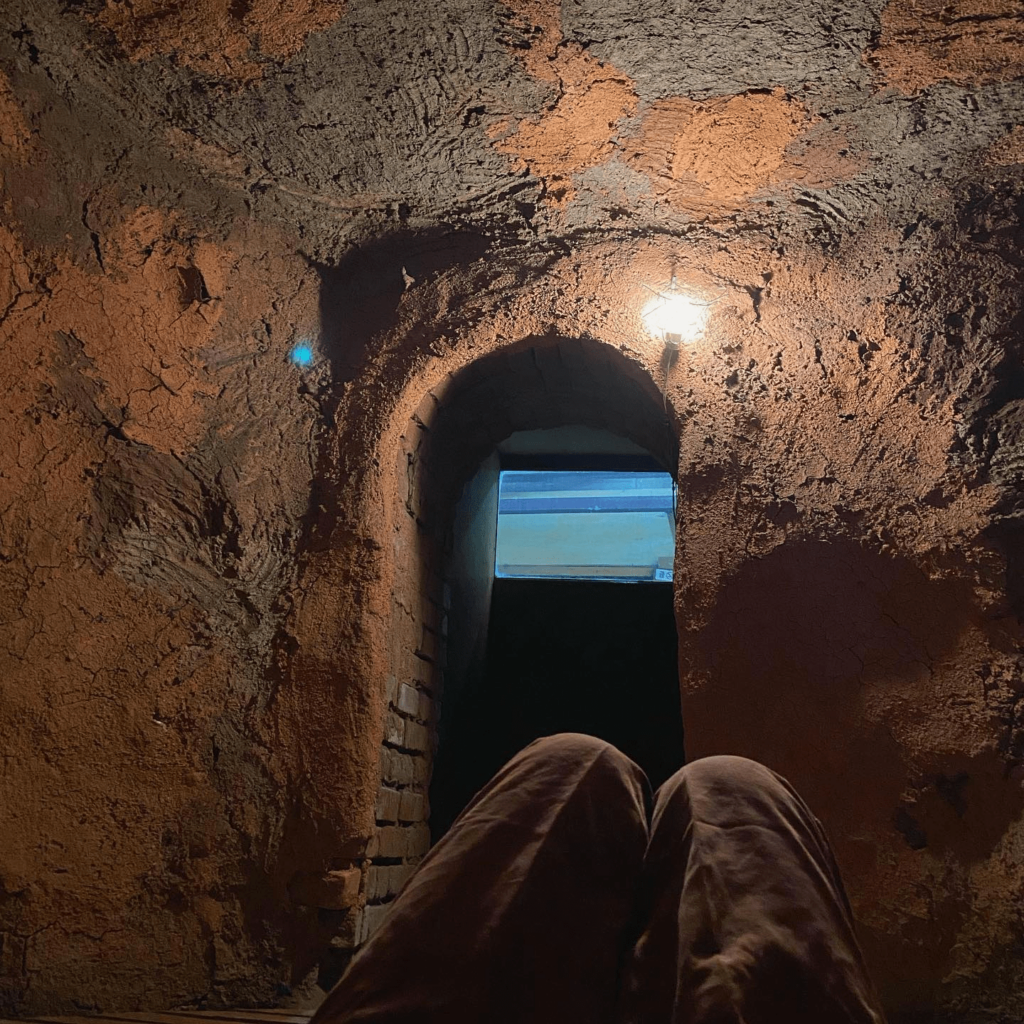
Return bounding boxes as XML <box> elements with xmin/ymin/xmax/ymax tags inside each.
<box><xmin>360</xmin><ymin>335</ymin><xmax>678</xmax><ymax>940</ymax></box>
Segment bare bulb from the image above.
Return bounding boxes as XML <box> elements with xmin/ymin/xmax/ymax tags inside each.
<box><xmin>641</xmin><ymin>286</ymin><xmax>709</xmax><ymax>346</ymax></box>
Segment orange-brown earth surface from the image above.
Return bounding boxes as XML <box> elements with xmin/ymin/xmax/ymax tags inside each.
<box><xmin>1</xmin><ymin>0</ymin><xmax>1023</xmax><ymax>1020</ymax></box>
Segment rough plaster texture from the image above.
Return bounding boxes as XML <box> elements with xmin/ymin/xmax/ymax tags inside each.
<box><xmin>94</xmin><ymin>0</ymin><xmax>348</xmax><ymax>82</ymax></box>
<box><xmin>0</xmin><ymin>0</ymin><xmax>1022</xmax><ymax>1019</ymax></box>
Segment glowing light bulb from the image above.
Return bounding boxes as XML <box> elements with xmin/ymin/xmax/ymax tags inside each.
<box><xmin>290</xmin><ymin>344</ymin><xmax>314</xmax><ymax>366</ymax></box>
<box><xmin>641</xmin><ymin>280</ymin><xmax>710</xmax><ymax>346</ymax></box>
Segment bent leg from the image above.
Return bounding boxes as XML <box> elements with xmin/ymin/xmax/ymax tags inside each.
<box><xmin>621</xmin><ymin>755</ymin><xmax>886</xmax><ymax>1024</ymax></box>
<box><xmin>314</xmin><ymin>733</ymin><xmax>650</xmax><ymax>1024</ymax></box>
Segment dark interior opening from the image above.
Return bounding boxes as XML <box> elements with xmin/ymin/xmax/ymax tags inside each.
<box><xmin>430</xmin><ymin>575</ymin><xmax>684</xmax><ymax>838</ymax></box>
<box><xmin>429</xmin><ymin>423</ymin><xmax>684</xmax><ymax>840</ymax></box>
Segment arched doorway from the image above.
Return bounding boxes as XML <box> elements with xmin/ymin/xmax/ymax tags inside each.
<box><xmin>406</xmin><ymin>338</ymin><xmax>683</xmax><ymax>835</ymax></box>
<box><xmin>360</xmin><ymin>335</ymin><xmax>681</xmax><ymax>946</ymax></box>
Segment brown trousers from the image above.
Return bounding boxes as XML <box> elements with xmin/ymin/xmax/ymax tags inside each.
<box><xmin>313</xmin><ymin>734</ymin><xmax>886</xmax><ymax>1024</ymax></box>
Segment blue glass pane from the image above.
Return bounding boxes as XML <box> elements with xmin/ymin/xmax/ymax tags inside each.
<box><xmin>494</xmin><ymin>470</ymin><xmax>675</xmax><ymax>582</ymax></box>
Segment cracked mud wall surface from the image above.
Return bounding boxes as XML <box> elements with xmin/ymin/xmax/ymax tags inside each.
<box><xmin>0</xmin><ymin>197</ymin><xmax>340</xmax><ymax>1010</ymax></box>
<box><xmin>94</xmin><ymin>0</ymin><xmax>348</xmax><ymax>82</ymax></box>
<box><xmin>871</xmin><ymin>0</ymin><xmax>1024</xmax><ymax>93</ymax></box>
<box><xmin>0</xmin><ymin>0</ymin><xmax>1023</xmax><ymax>1019</ymax></box>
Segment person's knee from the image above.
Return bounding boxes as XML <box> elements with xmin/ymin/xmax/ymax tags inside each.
<box><xmin>654</xmin><ymin>754</ymin><xmax>818</xmax><ymax>840</ymax></box>
<box><xmin>509</xmin><ymin>733</ymin><xmax>648</xmax><ymax>805</ymax></box>
<box><xmin>672</xmin><ymin>754</ymin><xmax>783</xmax><ymax>791</ymax></box>
<box><xmin>654</xmin><ymin>754</ymin><xmax>798</xmax><ymax>819</ymax></box>
<box><xmin>521</xmin><ymin>732</ymin><xmax>625</xmax><ymax>762</ymax></box>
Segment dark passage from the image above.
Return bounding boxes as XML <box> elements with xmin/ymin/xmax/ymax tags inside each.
<box><xmin>430</xmin><ymin>577</ymin><xmax>684</xmax><ymax>839</ymax></box>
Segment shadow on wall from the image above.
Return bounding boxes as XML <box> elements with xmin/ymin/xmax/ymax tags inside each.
<box><xmin>301</xmin><ymin>226</ymin><xmax>495</xmax><ymax>546</ymax></box>
<box><xmin>682</xmin><ymin>535</ymin><xmax>1024</xmax><ymax>1015</ymax></box>
<box><xmin>314</xmin><ymin>228</ymin><xmax>492</xmax><ymax>385</ymax></box>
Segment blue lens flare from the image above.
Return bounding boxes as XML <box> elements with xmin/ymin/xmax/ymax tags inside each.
<box><xmin>290</xmin><ymin>344</ymin><xmax>314</xmax><ymax>366</ymax></box>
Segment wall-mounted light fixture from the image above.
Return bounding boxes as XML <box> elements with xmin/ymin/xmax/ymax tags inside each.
<box><xmin>641</xmin><ymin>277</ymin><xmax>717</xmax><ymax>348</ymax></box>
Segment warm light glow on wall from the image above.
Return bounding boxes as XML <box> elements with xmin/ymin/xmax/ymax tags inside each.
<box><xmin>641</xmin><ymin>279</ymin><xmax>711</xmax><ymax>346</ymax></box>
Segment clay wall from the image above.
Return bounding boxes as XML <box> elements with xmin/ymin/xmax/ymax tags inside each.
<box><xmin>1</xmin><ymin>0</ymin><xmax>1023</xmax><ymax>1020</ymax></box>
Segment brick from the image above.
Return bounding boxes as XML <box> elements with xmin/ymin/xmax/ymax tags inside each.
<box><xmin>397</xmin><ymin>682</ymin><xmax>420</xmax><ymax>717</ymax></box>
<box><xmin>419</xmin><ymin>665</ymin><xmax>441</xmax><ymax>696</ymax></box>
<box><xmin>366</xmin><ymin>864</ymin><xmax>416</xmax><ymax>901</ymax></box>
<box><xmin>385</xmin><ymin>674</ymin><xmax>399</xmax><ymax>707</ymax></box>
<box><xmin>365</xmin><ymin>866</ymin><xmax>390</xmax><ymax>901</ymax></box>
<box><xmin>406</xmin><ymin>823</ymin><xmax>431</xmax><ymax>858</ymax></box>
<box><xmin>398</xmin><ymin>789</ymin><xmax>425</xmax><ymax>823</ymax></box>
<box><xmin>372</xmin><ymin>825</ymin><xmax>409</xmax><ymax>859</ymax></box>
<box><xmin>415</xmin><ymin>521</ymin><xmax>441</xmax><ymax>568</ymax></box>
<box><xmin>359</xmin><ymin>903</ymin><xmax>394</xmax><ymax>944</ymax></box>
<box><xmin>395</xmin><ymin>646</ymin><xmax>438</xmax><ymax>693</ymax></box>
<box><xmin>391</xmin><ymin>602</ymin><xmax>421</xmax><ymax>656</ymax></box>
<box><xmin>385</xmin><ymin>711</ymin><xmax>406</xmax><ymax>747</ymax></box>
<box><xmin>403</xmin><ymin>720</ymin><xmax>430</xmax><ymax>753</ymax></box>
<box><xmin>392</xmin><ymin>518</ymin><xmax>431</xmax><ymax>576</ymax></box>
<box><xmin>417</xmin><ymin>691</ymin><xmax>434</xmax><ymax>722</ymax></box>
<box><xmin>397</xmin><ymin>450</ymin><xmax>415</xmax><ymax>513</ymax></box>
<box><xmin>389</xmin><ymin>866</ymin><xmax>407</xmax><ymax>899</ymax></box>
<box><xmin>289</xmin><ymin>868</ymin><xmax>361</xmax><ymax>911</ymax></box>
<box><xmin>383</xmin><ymin>748</ymin><xmax>429</xmax><ymax>786</ymax></box>
<box><xmin>382</xmin><ymin>749</ymin><xmax>416</xmax><ymax>786</ymax></box>
<box><xmin>375</xmin><ymin>786</ymin><xmax>400</xmax><ymax>823</ymax></box>
<box><xmin>326</xmin><ymin>912</ymin><xmax>360</xmax><ymax>950</ymax></box>
<box><xmin>332</xmin><ymin>835</ymin><xmax>370</xmax><ymax>860</ymax></box>
<box><xmin>418</xmin><ymin>595</ymin><xmax>442</xmax><ymax>632</ymax></box>
<box><xmin>427</xmin><ymin>372</ymin><xmax>458</xmax><ymax>407</ymax></box>
<box><xmin>400</xmin><ymin>414</ymin><xmax>428</xmax><ymax>448</ymax></box>
<box><xmin>408</xmin><ymin>485</ymin><xmax>435</xmax><ymax>530</ymax></box>
<box><xmin>424</xmin><ymin>563</ymin><xmax>445</xmax><ymax>602</ymax></box>
<box><xmin>416</xmin><ymin>624</ymin><xmax>441</xmax><ymax>664</ymax></box>
<box><xmin>320</xmin><ymin>869</ymin><xmax>362</xmax><ymax>910</ymax></box>
<box><xmin>385</xmin><ymin>749</ymin><xmax>432</xmax><ymax>786</ymax></box>
<box><xmin>369</xmin><ymin>823</ymin><xmax>434</xmax><ymax>861</ymax></box>
<box><xmin>412</xmin><ymin>753</ymin><xmax>432</xmax><ymax>786</ymax></box>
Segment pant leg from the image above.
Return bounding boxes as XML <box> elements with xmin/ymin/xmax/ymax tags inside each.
<box><xmin>621</xmin><ymin>755</ymin><xmax>886</xmax><ymax>1024</ymax></box>
<box><xmin>314</xmin><ymin>732</ymin><xmax>650</xmax><ymax>1024</ymax></box>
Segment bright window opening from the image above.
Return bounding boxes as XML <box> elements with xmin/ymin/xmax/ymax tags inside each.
<box><xmin>494</xmin><ymin>469</ymin><xmax>675</xmax><ymax>582</ymax></box>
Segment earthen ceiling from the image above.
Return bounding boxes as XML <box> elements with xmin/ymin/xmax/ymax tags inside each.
<box><xmin>4</xmin><ymin>0</ymin><xmax>1024</xmax><ymax>257</ymax></box>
